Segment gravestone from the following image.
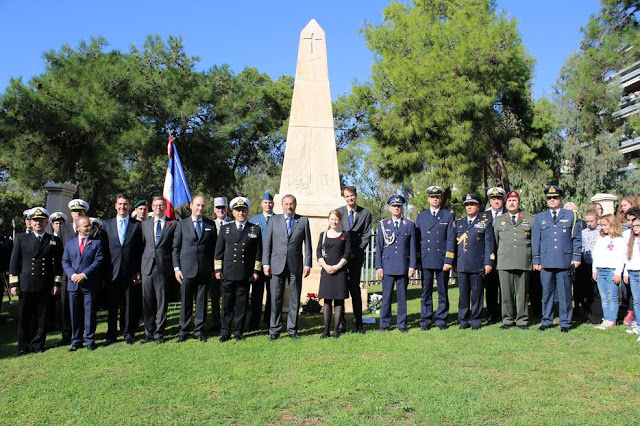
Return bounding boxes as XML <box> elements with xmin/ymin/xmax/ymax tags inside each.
<box><xmin>274</xmin><ymin>19</ymin><xmax>368</xmax><ymax>314</ymax></box>
<box><xmin>44</xmin><ymin>182</ymin><xmax>77</xmax><ymax>216</ymax></box>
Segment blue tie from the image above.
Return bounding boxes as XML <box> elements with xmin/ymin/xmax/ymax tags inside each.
<box><xmin>118</xmin><ymin>219</ymin><xmax>126</xmax><ymax>245</ymax></box>
<box><xmin>286</xmin><ymin>217</ymin><xmax>292</xmax><ymax>235</ymax></box>
<box><xmin>195</xmin><ymin>220</ymin><xmax>202</xmax><ymax>239</ymax></box>
<box><xmin>394</xmin><ymin>220</ymin><xmax>399</xmax><ymax>234</ymax></box>
<box><xmin>155</xmin><ymin>220</ymin><xmax>162</xmax><ymax>245</ymax></box>
<box><xmin>348</xmin><ymin>210</ymin><xmax>354</xmax><ymax>228</ymax></box>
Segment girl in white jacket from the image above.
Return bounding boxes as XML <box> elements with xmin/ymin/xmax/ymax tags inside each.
<box><xmin>624</xmin><ymin>217</ymin><xmax>640</xmax><ymax>339</ymax></box>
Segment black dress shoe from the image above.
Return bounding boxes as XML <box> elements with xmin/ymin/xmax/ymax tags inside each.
<box><xmin>219</xmin><ymin>335</ymin><xmax>231</xmax><ymax>342</ymax></box>
<box><xmin>320</xmin><ymin>333</ymin><xmax>329</xmax><ymax>339</ymax></box>
<box><xmin>420</xmin><ymin>324</ymin><xmax>431</xmax><ymax>331</ymax></box>
<box><xmin>560</xmin><ymin>327</ymin><xmax>570</xmax><ymax>333</ymax></box>
<box><xmin>437</xmin><ymin>324</ymin><xmax>448</xmax><ymax>330</ymax></box>
<box><xmin>34</xmin><ymin>348</ymin><xmax>46</xmax><ymax>353</ymax></box>
<box><xmin>87</xmin><ymin>343</ymin><xmax>97</xmax><ymax>351</ymax></box>
<box><xmin>18</xmin><ymin>349</ymin><xmax>27</xmax><ymax>356</ymax></box>
<box><xmin>126</xmin><ymin>337</ymin><xmax>135</xmax><ymax>345</ymax></box>
<box><xmin>269</xmin><ymin>334</ymin><xmax>279</xmax><ymax>341</ymax></box>
<box><xmin>177</xmin><ymin>335</ymin><xmax>188</xmax><ymax>343</ymax></box>
<box><xmin>459</xmin><ymin>323</ymin><xmax>471</xmax><ymax>330</ymax></box>
<box><xmin>538</xmin><ymin>325</ymin><xmax>550</xmax><ymax>331</ymax></box>
<box><xmin>197</xmin><ymin>335</ymin><xmax>208</xmax><ymax>342</ymax></box>
<box><xmin>69</xmin><ymin>345</ymin><xmax>81</xmax><ymax>352</ymax></box>
<box><xmin>58</xmin><ymin>339</ymin><xmax>71</xmax><ymax>347</ymax></box>
<box><xmin>104</xmin><ymin>338</ymin><xmax>116</xmax><ymax>346</ymax></box>
<box><xmin>399</xmin><ymin>328</ymin><xmax>409</xmax><ymax>333</ymax></box>
<box><xmin>155</xmin><ymin>338</ymin><xmax>165</xmax><ymax>344</ymax></box>
<box><xmin>518</xmin><ymin>325</ymin><xmax>529</xmax><ymax>330</ymax></box>
<box><xmin>500</xmin><ymin>324</ymin><xmax>513</xmax><ymax>330</ymax></box>
<box><xmin>333</xmin><ymin>332</ymin><xmax>341</xmax><ymax>339</ymax></box>
<box><xmin>471</xmin><ymin>326</ymin><xmax>481</xmax><ymax>331</ymax></box>
<box><xmin>356</xmin><ymin>328</ymin><xmax>366</xmax><ymax>334</ymax></box>
<box><xmin>141</xmin><ymin>337</ymin><xmax>153</xmax><ymax>344</ymax></box>
<box><xmin>379</xmin><ymin>327</ymin><xmax>390</xmax><ymax>332</ymax></box>
<box><xmin>289</xmin><ymin>333</ymin><xmax>300</xmax><ymax>340</ymax></box>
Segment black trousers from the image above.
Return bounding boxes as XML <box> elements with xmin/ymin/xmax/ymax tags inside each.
<box><xmin>484</xmin><ymin>269</ymin><xmax>500</xmax><ymax>321</ymax></box>
<box><xmin>18</xmin><ymin>291</ymin><xmax>50</xmax><ymax>352</ymax></box>
<box><xmin>458</xmin><ymin>272</ymin><xmax>484</xmax><ymax>328</ymax></box>
<box><xmin>180</xmin><ymin>275</ymin><xmax>209</xmax><ymax>337</ymax></box>
<box><xmin>209</xmin><ymin>277</ymin><xmax>221</xmax><ymax>329</ymax></box>
<box><xmin>59</xmin><ymin>280</ymin><xmax>72</xmax><ymax>341</ymax></box>
<box><xmin>420</xmin><ymin>268</ymin><xmax>450</xmax><ymax>327</ymax></box>
<box><xmin>221</xmin><ymin>279</ymin><xmax>250</xmax><ymax>337</ymax></box>
<box><xmin>142</xmin><ymin>268</ymin><xmax>169</xmax><ymax>339</ymax></box>
<box><xmin>248</xmin><ymin>272</ymin><xmax>270</xmax><ymax>331</ymax></box>
<box><xmin>106</xmin><ymin>278</ymin><xmax>139</xmax><ymax>340</ymax></box>
<box><xmin>339</xmin><ymin>258</ymin><xmax>364</xmax><ymax>331</ymax></box>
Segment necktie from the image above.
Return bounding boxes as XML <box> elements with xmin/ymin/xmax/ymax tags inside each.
<box><xmin>155</xmin><ymin>220</ymin><xmax>162</xmax><ymax>245</ymax></box>
<box><xmin>512</xmin><ymin>215</ymin><xmax>517</xmax><ymax>225</ymax></box>
<box><xmin>118</xmin><ymin>219</ymin><xmax>126</xmax><ymax>245</ymax></box>
<box><xmin>79</xmin><ymin>237</ymin><xmax>85</xmax><ymax>255</ymax></box>
<box><xmin>238</xmin><ymin>223</ymin><xmax>244</xmax><ymax>232</ymax></box>
<box><xmin>286</xmin><ymin>217</ymin><xmax>292</xmax><ymax>235</ymax></box>
<box><xmin>468</xmin><ymin>219</ymin><xmax>473</xmax><ymax>227</ymax></box>
<box><xmin>195</xmin><ymin>220</ymin><xmax>202</xmax><ymax>239</ymax></box>
<box><xmin>552</xmin><ymin>210</ymin><xmax>557</xmax><ymax>222</ymax></box>
<box><xmin>266</xmin><ymin>215</ymin><xmax>270</xmax><ymax>224</ymax></box>
<box><xmin>394</xmin><ymin>221</ymin><xmax>399</xmax><ymax>233</ymax></box>
<box><xmin>348</xmin><ymin>210</ymin><xmax>354</xmax><ymax>228</ymax></box>
<box><xmin>37</xmin><ymin>235</ymin><xmax>42</xmax><ymax>243</ymax></box>
<box><xmin>432</xmin><ymin>210</ymin><xmax>436</xmax><ymax>217</ymax></box>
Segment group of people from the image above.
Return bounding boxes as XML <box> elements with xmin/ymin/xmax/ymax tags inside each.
<box><xmin>7</xmin><ymin>183</ymin><xmax>640</xmax><ymax>355</ymax></box>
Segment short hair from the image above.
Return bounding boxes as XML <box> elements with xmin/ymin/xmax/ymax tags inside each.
<box><xmin>115</xmin><ymin>193</ymin><xmax>130</xmax><ymax>203</ymax></box>
<box><xmin>328</xmin><ymin>209</ymin><xmax>342</xmax><ymax>221</ymax></box>
<box><xmin>282</xmin><ymin>194</ymin><xmax>297</xmax><ymax>204</ymax></box>
<box><xmin>152</xmin><ymin>196</ymin><xmax>166</xmax><ymax>205</ymax></box>
<box><xmin>342</xmin><ymin>186</ymin><xmax>357</xmax><ymax>196</ymax></box>
<box><xmin>599</xmin><ymin>214</ymin><xmax>622</xmax><ymax>238</ymax></box>
<box><xmin>76</xmin><ymin>216</ymin><xmax>91</xmax><ymax>227</ymax></box>
<box><xmin>191</xmin><ymin>194</ymin><xmax>206</xmax><ymax>203</ymax></box>
<box><xmin>584</xmin><ymin>209</ymin><xmax>599</xmax><ymax>220</ymax></box>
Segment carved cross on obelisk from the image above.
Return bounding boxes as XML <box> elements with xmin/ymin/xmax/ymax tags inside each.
<box><xmin>303</xmin><ymin>32</ymin><xmax>322</xmax><ymax>54</ymax></box>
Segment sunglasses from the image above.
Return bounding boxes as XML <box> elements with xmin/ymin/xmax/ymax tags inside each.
<box><xmin>546</xmin><ymin>196</ymin><xmax>560</xmax><ymax>200</ymax></box>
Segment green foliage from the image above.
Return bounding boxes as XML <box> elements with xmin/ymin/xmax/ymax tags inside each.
<box><xmin>353</xmin><ymin>0</ymin><xmax>542</xmax><ymax>197</ymax></box>
<box><xmin>554</xmin><ymin>0</ymin><xmax>640</xmax><ymax>206</ymax></box>
<box><xmin>0</xmin><ymin>36</ymin><xmax>292</xmax><ymax>219</ymax></box>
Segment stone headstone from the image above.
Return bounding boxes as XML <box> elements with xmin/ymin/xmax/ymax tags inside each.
<box><xmin>44</xmin><ymin>182</ymin><xmax>77</xmax><ymax>216</ymax></box>
<box><xmin>590</xmin><ymin>193</ymin><xmax>618</xmax><ymax>215</ymax></box>
<box><xmin>275</xmin><ymin>19</ymin><xmax>367</xmax><ymax>314</ymax></box>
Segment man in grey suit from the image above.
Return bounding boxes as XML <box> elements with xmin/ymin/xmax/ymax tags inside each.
<box><xmin>336</xmin><ymin>186</ymin><xmax>372</xmax><ymax>333</ymax></box>
<box><xmin>140</xmin><ymin>196</ymin><xmax>176</xmax><ymax>343</ymax></box>
<box><xmin>263</xmin><ymin>194</ymin><xmax>312</xmax><ymax>340</ymax></box>
<box><xmin>173</xmin><ymin>195</ymin><xmax>217</xmax><ymax>342</ymax></box>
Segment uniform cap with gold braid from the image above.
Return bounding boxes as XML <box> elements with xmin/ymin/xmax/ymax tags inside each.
<box><xmin>30</xmin><ymin>207</ymin><xmax>49</xmax><ymax>219</ymax></box>
<box><xmin>544</xmin><ymin>185</ymin><xmax>564</xmax><ymax>197</ymax></box>
<box><xmin>68</xmin><ymin>199</ymin><xmax>89</xmax><ymax>212</ymax></box>
<box><xmin>486</xmin><ymin>187</ymin><xmax>506</xmax><ymax>199</ymax></box>
<box><xmin>230</xmin><ymin>197</ymin><xmax>251</xmax><ymax>210</ymax></box>
<box><xmin>49</xmin><ymin>211</ymin><xmax>68</xmax><ymax>223</ymax></box>
<box><xmin>463</xmin><ymin>193</ymin><xmax>481</xmax><ymax>205</ymax></box>
<box><xmin>426</xmin><ymin>186</ymin><xmax>445</xmax><ymax>196</ymax></box>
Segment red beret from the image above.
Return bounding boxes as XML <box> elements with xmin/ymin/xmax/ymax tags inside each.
<box><xmin>505</xmin><ymin>190</ymin><xmax>520</xmax><ymax>200</ymax></box>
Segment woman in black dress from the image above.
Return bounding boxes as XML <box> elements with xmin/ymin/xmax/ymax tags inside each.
<box><xmin>317</xmin><ymin>210</ymin><xmax>351</xmax><ymax>338</ymax></box>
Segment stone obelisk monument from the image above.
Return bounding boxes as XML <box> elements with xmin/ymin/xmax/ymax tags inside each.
<box><xmin>275</xmin><ymin>19</ymin><xmax>366</xmax><ymax>312</ymax></box>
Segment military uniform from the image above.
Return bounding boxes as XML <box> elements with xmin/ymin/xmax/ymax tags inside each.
<box><xmin>532</xmin><ymin>185</ymin><xmax>582</xmax><ymax>331</ymax></box>
<box><xmin>215</xmin><ymin>197</ymin><xmax>262</xmax><ymax>340</ymax></box>
<box><xmin>455</xmin><ymin>194</ymin><xmax>495</xmax><ymax>329</ymax></box>
<box><xmin>494</xmin><ymin>204</ymin><xmax>534</xmax><ymax>327</ymax></box>
<box><xmin>9</xmin><ymin>208</ymin><xmax>63</xmax><ymax>354</ymax></box>
<box><xmin>375</xmin><ymin>195</ymin><xmax>417</xmax><ymax>331</ymax></box>
<box><xmin>416</xmin><ymin>186</ymin><xmax>455</xmax><ymax>329</ymax></box>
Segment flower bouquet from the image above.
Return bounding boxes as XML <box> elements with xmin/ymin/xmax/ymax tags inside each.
<box><xmin>368</xmin><ymin>293</ymin><xmax>382</xmax><ymax>314</ymax></box>
<box><xmin>301</xmin><ymin>292</ymin><xmax>321</xmax><ymax>314</ymax></box>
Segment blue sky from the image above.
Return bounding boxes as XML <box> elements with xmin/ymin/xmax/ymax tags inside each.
<box><xmin>0</xmin><ymin>0</ymin><xmax>601</xmax><ymax>100</ymax></box>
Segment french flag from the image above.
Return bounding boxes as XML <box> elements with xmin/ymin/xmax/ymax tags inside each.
<box><xmin>163</xmin><ymin>135</ymin><xmax>192</xmax><ymax>219</ymax></box>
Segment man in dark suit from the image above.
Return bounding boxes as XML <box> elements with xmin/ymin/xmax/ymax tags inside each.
<box><xmin>140</xmin><ymin>196</ymin><xmax>176</xmax><ymax>344</ymax></box>
<box><xmin>336</xmin><ymin>185</ymin><xmax>372</xmax><ymax>333</ymax></box>
<box><xmin>58</xmin><ymin>198</ymin><xmax>90</xmax><ymax>346</ymax></box>
<box><xmin>263</xmin><ymin>194</ymin><xmax>312</xmax><ymax>340</ymax></box>
<box><xmin>248</xmin><ymin>190</ymin><xmax>274</xmax><ymax>331</ymax></box>
<box><xmin>533</xmin><ymin>185</ymin><xmax>582</xmax><ymax>333</ymax></box>
<box><xmin>9</xmin><ymin>207</ymin><xmax>63</xmax><ymax>355</ymax></box>
<box><xmin>173</xmin><ymin>195</ymin><xmax>217</xmax><ymax>342</ymax></box>
<box><xmin>376</xmin><ymin>195</ymin><xmax>417</xmax><ymax>332</ymax></box>
<box><xmin>416</xmin><ymin>186</ymin><xmax>455</xmax><ymax>330</ymax></box>
<box><xmin>215</xmin><ymin>197</ymin><xmax>262</xmax><ymax>341</ymax></box>
<box><xmin>102</xmin><ymin>193</ymin><xmax>143</xmax><ymax>345</ymax></box>
<box><xmin>62</xmin><ymin>216</ymin><xmax>104</xmax><ymax>351</ymax></box>
<box><xmin>209</xmin><ymin>196</ymin><xmax>231</xmax><ymax>331</ymax></box>
<box><xmin>455</xmin><ymin>193</ymin><xmax>495</xmax><ymax>330</ymax></box>
<box><xmin>483</xmin><ymin>187</ymin><xmax>506</xmax><ymax>323</ymax></box>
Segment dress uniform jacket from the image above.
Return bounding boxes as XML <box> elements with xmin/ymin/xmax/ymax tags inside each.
<box><xmin>214</xmin><ymin>222</ymin><xmax>262</xmax><ymax>281</ymax></box>
<box><xmin>9</xmin><ymin>232</ymin><xmax>63</xmax><ymax>292</ymax></box>
<box><xmin>416</xmin><ymin>209</ymin><xmax>455</xmax><ymax>269</ymax></box>
<box><xmin>532</xmin><ymin>209</ymin><xmax>582</xmax><ymax>268</ymax></box>
<box><xmin>455</xmin><ymin>216</ymin><xmax>495</xmax><ymax>273</ymax></box>
<box><xmin>375</xmin><ymin>218</ymin><xmax>417</xmax><ymax>275</ymax></box>
<box><xmin>494</xmin><ymin>212</ymin><xmax>534</xmax><ymax>271</ymax></box>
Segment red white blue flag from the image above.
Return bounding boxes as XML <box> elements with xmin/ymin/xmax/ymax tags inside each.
<box><xmin>163</xmin><ymin>135</ymin><xmax>192</xmax><ymax>219</ymax></box>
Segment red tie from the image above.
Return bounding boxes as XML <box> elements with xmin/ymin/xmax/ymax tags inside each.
<box><xmin>79</xmin><ymin>237</ymin><xmax>85</xmax><ymax>255</ymax></box>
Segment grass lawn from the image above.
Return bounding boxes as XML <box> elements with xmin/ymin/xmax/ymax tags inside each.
<box><xmin>0</xmin><ymin>285</ymin><xmax>638</xmax><ymax>424</ymax></box>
